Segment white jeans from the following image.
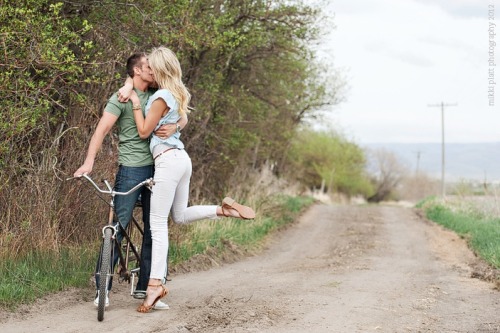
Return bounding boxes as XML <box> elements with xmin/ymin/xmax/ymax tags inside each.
<box><xmin>150</xmin><ymin>149</ymin><xmax>218</xmax><ymax>280</ymax></box>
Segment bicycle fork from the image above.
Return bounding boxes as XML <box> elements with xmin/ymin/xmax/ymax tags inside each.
<box><xmin>96</xmin><ymin>198</ymin><xmax>118</xmax><ymax>290</ymax></box>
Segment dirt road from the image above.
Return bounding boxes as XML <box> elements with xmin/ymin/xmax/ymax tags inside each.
<box><xmin>1</xmin><ymin>204</ymin><xmax>499</xmax><ymax>332</ymax></box>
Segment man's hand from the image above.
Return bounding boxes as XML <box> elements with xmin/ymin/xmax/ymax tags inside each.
<box><xmin>154</xmin><ymin>124</ymin><xmax>177</xmax><ymax>140</ymax></box>
<box><xmin>74</xmin><ymin>162</ymin><xmax>93</xmax><ymax>177</ymax></box>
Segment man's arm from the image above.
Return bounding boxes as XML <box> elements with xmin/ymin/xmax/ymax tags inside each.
<box><xmin>74</xmin><ymin>112</ymin><xmax>119</xmax><ymax>176</ymax></box>
<box><xmin>154</xmin><ymin>113</ymin><xmax>188</xmax><ymax>139</ymax></box>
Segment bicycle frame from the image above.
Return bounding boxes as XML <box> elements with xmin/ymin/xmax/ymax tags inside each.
<box><xmin>116</xmin><ymin>201</ymin><xmax>144</xmax><ymax>287</ymax></box>
<box><xmin>69</xmin><ymin>174</ymin><xmax>154</xmax><ymax>321</ymax></box>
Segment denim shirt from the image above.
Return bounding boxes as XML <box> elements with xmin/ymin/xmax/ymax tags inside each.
<box><xmin>145</xmin><ymin>89</ymin><xmax>184</xmax><ymax>153</ymax></box>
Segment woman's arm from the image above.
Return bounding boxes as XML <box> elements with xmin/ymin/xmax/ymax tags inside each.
<box><xmin>130</xmin><ymin>92</ymin><xmax>167</xmax><ymax>139</ymax></box>
<box><xmin>118</xmin><ymin>76</ymin><xmax>134</xmax><ymax>102</ymax></box>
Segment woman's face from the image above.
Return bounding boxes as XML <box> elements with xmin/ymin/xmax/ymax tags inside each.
<box><xmin>147</xmin><ymin>59</ymin><xmax>160</xmax><ymax>86</ymax></box>
<box><xmin>151</xmin><ymin>71</ymin><xmax>157</xmax><ymax>85</ymax></box>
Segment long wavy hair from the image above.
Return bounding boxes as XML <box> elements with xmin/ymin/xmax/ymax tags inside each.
<box><xmin>147</xmin><ymin>46</ymin><xmax>191</xmax><ymax>116</ymax></box>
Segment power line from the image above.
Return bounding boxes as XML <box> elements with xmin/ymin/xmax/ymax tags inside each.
<box><xmin>428</xmin><ymin>102</ymin><xmax>457</xmax><ymax>197</ymax></box>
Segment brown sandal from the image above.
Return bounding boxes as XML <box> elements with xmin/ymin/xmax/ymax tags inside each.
<box><xmin>221</xmin><ymin>197</ymin><xmax>256</xmax><ymax>220</ymax></box>
<box><xmin>136</xmin><ymin>284</ymin><xmax>169</xmax><ymax>313</ymax></box>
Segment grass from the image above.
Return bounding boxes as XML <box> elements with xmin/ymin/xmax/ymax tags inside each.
<box><xmin>0</xmin><ymin>194</ymin><xmax>315</xmax><ymax>309</ymax></box>
<box><xmin>169</xmin><ymin>194</ymin><xmax>314</xmax><ymax>266</ymax></box>
<box><xmin>0</xmin><ymin>247</ymin><xmax>96</xmax><ymax>309</ymax></box>
<box><xmin>417</xmin><ymin>196</ymin><xmax>500</xmax><ymax>269</ymax></box>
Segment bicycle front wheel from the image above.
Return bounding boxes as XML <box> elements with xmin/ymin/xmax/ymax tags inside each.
<box><xmin>97</xmin><ymin>227</ymin><xmax>113</xmax><ymax>322</ymax></box>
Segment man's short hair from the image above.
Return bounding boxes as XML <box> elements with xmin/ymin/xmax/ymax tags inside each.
<box><xmin>126</xmin><ymin>53</ymin><xmax>146</xmax><ymax>78</ymax></box>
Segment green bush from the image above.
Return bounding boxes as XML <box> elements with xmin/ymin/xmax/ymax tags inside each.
<box><xmin>286</xmin><ymin>128</ymin><xmax>374</xmax><ymax>197</ymax></box>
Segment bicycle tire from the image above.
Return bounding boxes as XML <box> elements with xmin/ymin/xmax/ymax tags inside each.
<box><xmin>97</xmin><ymin>227</ymin><xmax>113</xmax><ymax>321</ymax></box>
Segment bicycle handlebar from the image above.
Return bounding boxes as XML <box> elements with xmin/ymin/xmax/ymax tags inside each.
<box><xmin>67</xmin><ymin>174</ymin><xmax>155</xmax><ymax>196</ymax></box>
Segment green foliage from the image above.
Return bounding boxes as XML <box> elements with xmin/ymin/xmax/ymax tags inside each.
<box><xmin>1</xmin><ymin>0</ymin><xmax>344</xmax><ymax>268</ymax></box>
<box><xmin>169</xmin><ymin>195</ymin><xmax>314</xmax><ymax>267</ymax></box>
<box><xmin>0</xmin><ymin>1</ymin><xmax>94</xmax><ymax>169</ymax></box>
<box><xmin>47</xmin><ymin>0</ymin><xmax>337</xmax><ymax>201</ymax></box>
<box><xmin>0</xmin><ymin>247</ymin><xmax>96</xmax><ymax>308</ymax></box>
<box><xmin>286</xmin><ymin>128</ymin><xmax>374</xmax><ymax>197</ymax></box>
<box><xmin>0</xmin><ymin>0</ymin><xmax>98</xmax><ymax>247</ymax></box>
<box><xmin>423</xmin><ymin>200</ymin><xmax>500</xmax><ymax>269</ymax></box>
<box><xmin>0</xmin><ymin>195</ymin><xmax>313</xmax><ymax>308</ymax></box>
<box><xmin>415</xmin><ymin>195</ymin><xmax>438</xmax><ymax>208</ymax></box>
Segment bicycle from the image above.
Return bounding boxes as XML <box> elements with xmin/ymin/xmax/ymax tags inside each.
<box><xmin>69</xmin><ymin>174</ymin><xmax>155</xmax><ymax>321</ymax></box>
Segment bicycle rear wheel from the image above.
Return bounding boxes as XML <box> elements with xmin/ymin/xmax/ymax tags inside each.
<box><xmin>97</xmin><ymin>227</ymin><xmax>113</xmax><ymax>321</ymax></box>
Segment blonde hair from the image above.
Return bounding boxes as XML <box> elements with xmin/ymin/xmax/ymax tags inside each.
<box><xmin>147</xmin><ymin>46</ymin><xmax>191</xmax><ymax>116</ymax></box>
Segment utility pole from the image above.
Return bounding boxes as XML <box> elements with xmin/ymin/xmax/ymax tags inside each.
<box><xmin>414</xmin><ymin>150</ymin><xmax>421</xmax><ymax>177</ymax></box>
<box><xmin>428</xmin><ymin>102</ymin><xmax>457</xmax><ymax>197</ymax></box>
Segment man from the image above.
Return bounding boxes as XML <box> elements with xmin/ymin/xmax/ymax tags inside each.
<box><xmin>74</xmin><ymin>53</ymin><xmax>187</xmax><ymax>309</ymax></box>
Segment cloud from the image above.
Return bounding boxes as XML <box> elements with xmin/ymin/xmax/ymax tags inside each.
<box><xmin>413</xmin><ymin>0</ymin><xmax>487</xmax><ymax>18</ymax></box>
<box><xmin>365</xmin><ymin>41</ymin><xmax>434</xmax><ymax>67</ymax></box>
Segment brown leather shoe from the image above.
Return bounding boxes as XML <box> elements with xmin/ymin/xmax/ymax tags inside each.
<box><xmin>221</xmin><ymin>197</ymin><xmax>256</xmax><ymax>219</ymax></box>
<box><xmin>137</xmin><ymin>284</ymin><xmax>168</xmax><ymax>313</ymax></box>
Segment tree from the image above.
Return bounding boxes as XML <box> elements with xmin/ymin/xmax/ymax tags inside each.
<box><xmin>286</xmin><ymin>128</ymin><xmax>373</xmax><ymax>197</ymax></box>
<box><xmin>0</xmin><ymin>1</ymin><xmax>93</xmax><ymax>174</ymax></box>
<box><xmin>0</xmin><ymin>0</ymin><xmax>344</xmax><ymax>253</ymax></box>
<box><xmin>0</xmin><ymin>0</ymin><xmax>97</xmax><ymax>253</ymax></box>
<box><xmin>366</xmin><ymin>148</ymin><xmax>409</xmax><ymax>202</ymax></box>
<box><xmin>63</xmin><ymin>0</ymin><xmax>340</xmax><ymax>199</ymax></box>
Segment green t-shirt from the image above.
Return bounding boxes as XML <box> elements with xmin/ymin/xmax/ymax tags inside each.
<box><xmin>105</xmin><ymin>88</ymin><xmax>154</xmax><ymax>167</ymax></box>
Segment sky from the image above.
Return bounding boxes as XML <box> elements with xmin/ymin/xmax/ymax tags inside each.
<box><xmin>314</xmin><ymin>0</ymin><xmax>498</xmax><ymax>144</ymax></box>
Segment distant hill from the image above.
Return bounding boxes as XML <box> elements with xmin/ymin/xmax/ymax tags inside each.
<box><xmin>363</xmin><ymin>142</ymin><xmax>500</xmax><ymax>182</ymax></box>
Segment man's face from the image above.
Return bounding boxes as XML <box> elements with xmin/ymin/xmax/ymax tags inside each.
<box><xmin>136</xmin><ymin>58</ymin><xmax>154</xmax><ymax>84</ymax></box>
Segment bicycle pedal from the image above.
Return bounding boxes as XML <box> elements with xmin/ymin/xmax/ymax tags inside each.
<box><xmin>132</xmin><ymin>291</ymin><xmax>146</xmax><ymax>299</ymax></box>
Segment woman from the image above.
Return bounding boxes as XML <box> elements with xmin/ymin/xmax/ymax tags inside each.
<box><xmin>129</xmin><ymin>46</ymin><xmax>255</xmax><ymax>313</ymax></box>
